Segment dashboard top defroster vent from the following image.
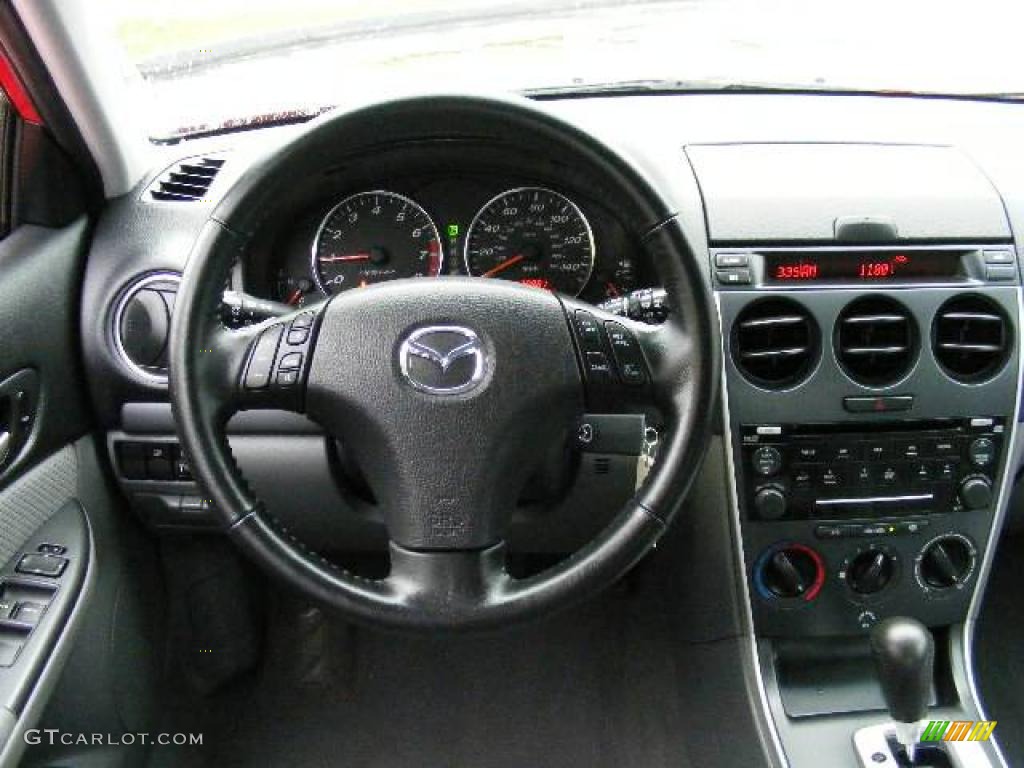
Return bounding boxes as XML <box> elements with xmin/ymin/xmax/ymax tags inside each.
<box><xmin>732</xmin><ymin>297</ymin><xmax>818</xmax><ymax>389</ymax></box>
<box><xmin>148</xmin><ymin>155</ymin><xmax>225</xmax><ymax>202</ymax></box>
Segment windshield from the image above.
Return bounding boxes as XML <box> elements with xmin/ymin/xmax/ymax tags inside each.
<box><xmin>108</xmin><ymin>0</ymin><xmax>1024</xmax><ymax>140</ymax></box>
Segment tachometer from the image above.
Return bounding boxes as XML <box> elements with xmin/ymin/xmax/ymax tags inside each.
<box><xmin>464</xmin><ymin>187</ymin><xmax>595</xmax><ymax>296</ymax></box>
<box><xmin>312</xmin><ymin>190</ymin><xmax>442</xmax><ymax>294</ymax></box>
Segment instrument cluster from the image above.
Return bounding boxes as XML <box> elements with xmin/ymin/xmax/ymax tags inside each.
<box><xmin>251</xmin><ymin>174</ymin><xmax>647</xmax><ymax>307</ymax></box>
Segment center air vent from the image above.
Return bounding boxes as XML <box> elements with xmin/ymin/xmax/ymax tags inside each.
<box><xmin>932</xmin><ymin>295</ymin><xmax>1011</xmax><ymax>382</ymax></box>
<box><xmin>732</xmin><ymin>298</ymin><xmax>818</xmax><ymax>389</ymax></box>
<box><xmin>149</xmin><ymin>156</ymin><xmax>225</xmax><ymax>202</ymax></box>
<box><xmin>836</xmin><ymin>296</ymin><xmax>916</xmax><ymax>386</ymax></box>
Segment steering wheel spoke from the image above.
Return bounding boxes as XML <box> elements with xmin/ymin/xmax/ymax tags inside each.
<box><xmin>207</xmin><ymin>304</ymin><xmax>325</xmax><ymax>416</ymax></box>
<box><xmin>387</xmin><ymin>542</ymin><xmax>510</xmax><ymax>610</ymax></box>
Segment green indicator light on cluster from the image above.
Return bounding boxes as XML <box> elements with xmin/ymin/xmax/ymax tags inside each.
<box><xmin>447</xmin><ymin>223</ymin><xmax>460</xmax><ymax>238</ymax></box>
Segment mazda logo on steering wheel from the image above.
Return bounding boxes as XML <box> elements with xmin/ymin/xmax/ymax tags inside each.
<box><xmin>398</xmin><ymin>325</ymin><xmax>487</xmax><ymax>395</ymax></box>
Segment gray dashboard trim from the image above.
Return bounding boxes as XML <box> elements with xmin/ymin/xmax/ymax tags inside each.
<box><xmin>715</xmin><ymin>291</ymin><xmax>790</xmax><ymax>768</ymax></box>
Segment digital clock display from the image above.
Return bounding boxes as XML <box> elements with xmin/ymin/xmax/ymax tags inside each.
<box><xmin>764</xmin><ymin>250</ymin><xmax>963</xmax><ymax>284</ymax></box>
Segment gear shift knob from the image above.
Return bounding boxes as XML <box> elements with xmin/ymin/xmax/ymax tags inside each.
<box><xmin>870</xmin><ymin>616</ymin><xmax>934</xmax><ymax>724</ymax></box>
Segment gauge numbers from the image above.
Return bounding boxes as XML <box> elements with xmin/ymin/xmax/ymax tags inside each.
<box><xmin>312</xmin><ymin>190</ymin><xmax>442</xmax><ymax>294</ymax></box>
<box><xmin>463</xmin><ymin>187</ymin><xmax>595</xmax><ymax>296</ymax></box>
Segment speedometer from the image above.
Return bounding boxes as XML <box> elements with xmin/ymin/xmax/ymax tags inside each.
<box><xmin>463</xmin><ymin>187</ymin><xmax>595</xmax><ymax>296</ymax></box>
<box><xmin>312</xmin><ymin>190</ymin><xmax>442</xmax><ymax>294</ymax></box>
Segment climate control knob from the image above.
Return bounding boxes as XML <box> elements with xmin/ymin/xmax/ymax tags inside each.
<box><xmin>917</xmin><ymin>535</ymin><xmax>977</xmax><ymax>592</ymax></box>
<box><xmin>959</xmin><ymin>476</ymin><xmax>993</xmax><ymax>511</ymax></box>
<box><xmin>845</xmin><ymin>549</ymin><xmax>897</xmax><ymax>595</ymax></box>
<box><xmin>755</xmin><ymin>544</ymin><xmax>825</xmax><ymax>602</ymax></box>
<box><xmin>753</xmin><ymin>486</ymin><xmax>787</xmax><ymax>520</ymax></box>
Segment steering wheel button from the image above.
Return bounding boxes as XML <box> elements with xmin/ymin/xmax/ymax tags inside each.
<box><xmin>277</xmin><ymin>369</ymin><xmax>299</xmax><ymax>387</ymax></box>
<box><xmin>286</xmin><ymin>327</ymin><xmax>309</xmax><ymax>345</ymax></box>
<box><xmin>278</xmin><ymin>352</ymin><xmax>303</xmax><ymax>371</ymax></box>
<box><xmin>244</xmin><ymin>325</ymin><xmax>283</xmax><ymax>389</ymax></box>
<box><xmin>573</xmin><ymin>310</ymin><xmax>604</xmax><ymax>352</ymax></box>
<box><xmin>291</xmin><ymin>313</ymin><xmax>314</xmax><ymax>329</ymax></box>
<box><xmin>603</xmin><ymin>321</ymin><xmax>647</xmax><ymax>385</ymax></box>
<box><xmin>584</xmin><ymin>351</ymin><xmax>613</xmax><ymax>376</ymax></box>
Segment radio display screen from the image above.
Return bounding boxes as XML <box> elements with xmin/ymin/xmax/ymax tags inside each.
<box><xmin>764</xmin><ymin>250</ymin><xmax>963</xmax><ymax>284</ymax></box>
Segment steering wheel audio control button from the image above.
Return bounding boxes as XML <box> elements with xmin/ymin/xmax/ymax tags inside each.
<box><xmin>573</xmin><ymin>310</ymin><xmax>604</xmax><ymax>352</ymax></box>
<box><xmin>244</xmin><ymin>324</ymin><xmax>283</xmax><ymax>389</ymax></box>
<box><xmin>604</xmin><ymin>321</ymin><xmax>647</xmax><ymax>386</ymax></box>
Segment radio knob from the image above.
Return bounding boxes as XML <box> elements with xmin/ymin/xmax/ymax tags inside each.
<box><xmin>959</xmin><ymin>476</ymin><xmax>993</xmax><ymax>511</ymax></box>
<box><xmin>846</xmin><ymin>549</ymin><xmax>896</xmax><ymax>595</ymax></box>
<box><xmin>754</xmin><ymin>486</ymin><xmax>787</xmax><ymax>520</ymax></box>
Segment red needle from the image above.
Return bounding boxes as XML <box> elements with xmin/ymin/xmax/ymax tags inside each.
<box><xmin>285</xmin><ymin>288</ymin><xmax>303</xmax><ymax>305</ymax></box>
<box><xmin>482</xmin><ymin>253</ymin><xmax>524</xmax><ymax>278</ymax></box>
<box><xmin>320</xmin><ymin>252</ymin><xmax>371</xmax><ymax>263</ymax></box>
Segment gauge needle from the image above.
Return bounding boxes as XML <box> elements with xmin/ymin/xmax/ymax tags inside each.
<box><xmin>482</xmin><ymin>253</ymin><xmax>524</xmax><ymax>278</ymax></box>
<box><xmin>285</xmin><ymin>288</ymin><xmax>303</xmax><ymax>305</ymax></box>
<box><xmin>321</xmin><ymin>252</ymin><xmax>371</xmax><ymax>262</ymax></box>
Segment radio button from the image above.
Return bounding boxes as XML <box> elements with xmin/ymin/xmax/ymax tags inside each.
<box><xmin>833</xmin><ymin>443</ymin><xmax>859</xmax><ymax>462</ymax></box>
<box><xmin>861</xmin><ymin>440</ymin><xmax>892</xmax><ymax>462</ymax></box>
<box><xmin>794</xmin><ymin>442</ymin><xmax>824</xmax><ymax>462</ymax></box>
<box><xmin>896</xmin><ymin>439</ymin><xmax>927</xmax><ymax>460</ymax></box>
<box><xmin>968</xmin><ymin>437</ymin><xmax>996</xmax><ymax>468</ymax></box>
<box><xmin>934</xmin><ymin>460</ymin><xmax>958</xmax><ymax>482</ymax></box>
<box><xmin>752</xmin><ymin>446</ymin><xmax>783</xmax><ymax>477</ymax></box>
<box><xmin>818</xmin><ymin>466</ymin><xmax>845</xmax><ymax>490</ymax></box>
<box><xmin>792</xmin><ymin>465</ymin><xmax>814</xmax><ymax>487</ymax></box>
<box><xmin>878</xmin><ymin>464</ymin><xmax>902</xmax><ymax>486</ymax></box>
<box><xmin>852</xmin><ymin>463</ymin><xmax>874</xmax><ymax>486</ymax></box>
<box><xmin>926</xmin><ymin>436</ymin><xmax>958</xmax><ymax>456</ymax></box>
<box><xmin>909</xmin><ymin>462</ymin><xmax>935</xmax><ymax>485</ymax></box>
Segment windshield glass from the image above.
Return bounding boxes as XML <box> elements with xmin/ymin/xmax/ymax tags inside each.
<box><xmin>107</xmin><ymin>0</ymin><xmax>1024</xmax><ymax>140</ymax></box>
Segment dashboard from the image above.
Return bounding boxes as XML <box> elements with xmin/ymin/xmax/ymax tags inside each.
<box><xmin>75</xmin><ymin>91</ymin><xmax>1024</xmax><ymax>768</ymax></box>
<box><xmin>240</xmin><ymin>161</ymin><xmax>653</xmax><ymax>308</ymax></box>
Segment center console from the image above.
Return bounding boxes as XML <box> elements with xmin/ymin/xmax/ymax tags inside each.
<box><xmin>717</xmin><ymin>248</ymin><xmax>1019</xmax><ymax>640</ymax></box>
<box><xmin>690</xmin><ymin>132</ymin><xmax>1021</xmax><ymax>768</ymax></box>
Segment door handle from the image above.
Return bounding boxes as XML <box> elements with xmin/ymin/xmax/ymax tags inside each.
<box><xmin>0</xmin><ymin>368</ymin><xmax>39</xmax><ymax>474</ymax></box>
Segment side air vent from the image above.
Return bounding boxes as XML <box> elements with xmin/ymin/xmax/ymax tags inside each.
<box><xmin>933</xmin><ymin>295</ymin><xmax>1011</xmax><ymax>382</ymax></box>
<box><xmin>732</xmin><ymin>298</ymin><xmax>818</xmax><ymax>389</ymax></box>
<box><xmin>113</xmin><ymin>273</ymin><xmax>180</xmax><ymax>384</ymax></box>
<box><xmin>836</xmin><ymin>296</ymin><xmax>917</xmax><ymax>386</ymax></box>
<box><xmin>149</xmin><ymin>156</ymin><xmax>225</xmax><ymax>202</ymax></box>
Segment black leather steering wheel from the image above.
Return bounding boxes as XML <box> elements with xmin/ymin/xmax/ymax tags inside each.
<box><xmin>169</xmin><ymin>94</ymin><xmax>717</xmax><ymax>630</ymax></box>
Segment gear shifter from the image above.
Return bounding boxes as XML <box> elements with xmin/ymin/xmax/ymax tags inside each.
<box><xmin>870</xmin><ymin>617</ymin><xmax>934</xmax><ymax>764</ymax></box>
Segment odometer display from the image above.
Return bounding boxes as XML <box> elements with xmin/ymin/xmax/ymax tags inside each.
<box><xmin>464</xmin><ymin>187</ymin><xmax>595</xmax><ymax>296</ymax></box>
<box><xmin>312</xmin><ymin>190</ymin><xmax>442</xmax><ymax>294</ymax></box>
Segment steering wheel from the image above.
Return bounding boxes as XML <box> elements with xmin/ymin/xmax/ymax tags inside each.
<box><xmin>169</xmin><ymin>94</ymin><xmax>717</xmax><ymax>630</ymax></box>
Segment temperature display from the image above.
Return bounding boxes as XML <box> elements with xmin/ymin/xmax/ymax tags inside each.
<box><xmin>764</xmin><ymin>251</ymin><xmax>962</xmax><ymax>284</ymax></box>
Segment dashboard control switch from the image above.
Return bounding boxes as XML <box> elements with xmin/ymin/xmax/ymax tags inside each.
<box><xmin>13</xmin><ymin>602</ymin><xmax>45</xmax><ymax>626</ymax></box>
<box><xmin>967</xmin><ymin>437</ymin><xmax>995</xmax><ymax>467</ymax></box>
<box><xmin>845</xmin><ymin>549</ymin><xmax>896</xmax><ymax>595</ymax></box>
<box><xmin>752</xmin><ymin>446</ymin><xmax>782</xmax><ymax>476</ymax></box>
<box><xmin>16</xmin><ymin>553</ymin><xmax>68</xmax><ymax>578</ymax></box>
<box><xmin>244</xmin><ymin>324</ymin><xmax>283</xmax><ymax>389</ymax></box>
<box><xmin>0</xmin><ymin>640</ymin><xmax>20</xmax><ymax>668</ymax></box>
<box><xmin>959</xmin><ymin>475</ymin><xmax>993</xmax><ymax>510</ymax></box>
<box><xmin>753</xmin><ymin>486</ymin><xmax>787</xmax><ymax>520</ymax></box>
<box><xmin>715</xmin><ymin>268</ymin><xmax>751</xmax><ymax>285</ymax></box>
